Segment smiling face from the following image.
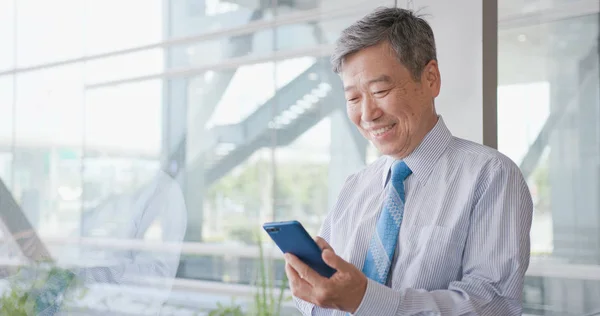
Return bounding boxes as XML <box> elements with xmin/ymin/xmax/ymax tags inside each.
<box><xmin>341</xmin><ymin>41</ymin><xmax>441</xmax><ymax>159</ymax></box>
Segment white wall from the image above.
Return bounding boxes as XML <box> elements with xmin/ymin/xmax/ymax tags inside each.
<box><xmin>320</xmin><ymin>0</ymin><xmax>492</xmax><ymax>145</ymax></box>
<box><xmin>414</xmin><ymin>0</ymin><xmax>490</xmax><ymax>145</ymax></box>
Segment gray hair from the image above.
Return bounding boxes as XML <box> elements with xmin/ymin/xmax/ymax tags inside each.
<box><xmin>331</xmin><ymin>7</ymin><xmax>437</xmax><ymax>81</ymax></box>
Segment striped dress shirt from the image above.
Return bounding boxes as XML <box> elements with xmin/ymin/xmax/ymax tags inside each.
<box><xmin>294</xmin><ymin>116</ymin><xmax>533</xmax><ymax>316</ymax></box>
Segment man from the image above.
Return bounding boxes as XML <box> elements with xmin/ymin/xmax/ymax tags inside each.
<box><xmin>284</xmin><ymin>7</ymin><xmax>533</xmax><ymax>316</ymax></box>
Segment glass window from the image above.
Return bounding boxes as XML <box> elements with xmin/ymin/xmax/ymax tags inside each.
<box><xmin>1</xmin><ymin>1</ymin><xmax>402</xmax><ymax>315</ymax></box>
<box><xmin>13</xmin><ymin>64</ymin><xmax>84</xmax><ymax>236</ymax></box>
<box><xmin>0</xmin><ymin>75</ymin><xmax>13</xmax><ymax>186</ymax></box>
<box><xmin>166</xmin><ymin>0</ymin><xmax>268</xmax><ymax>39</ymax></box>
<box><xmin>498</xmin><ymin>4</ymin><xmax>600</xmax><ymax>315</ymax></box>
<box><xmin>83</xmin><ymin>80</ymin><xmax>163</xmax><ymax>230</ymax></box>
<box><xmin>0</xmin><ymin>0</ymin><xmax>15</xmax><ymax>71</ymax></box>
<box><xmin>175</xmin><ymin>2</ymin><xmax>394</xmax><ymax>314</ymax></box>
<box><xmin>0</xmin><ymin>75</ymin><xmax>13</xmax><ymax>149</ymax></box>
<box><xmin>84</xmin><ymin>80</ymin><xmax>162</xmax><ymax>157</ymax></box>
<box><xmin>84</xmin><ymin>49</ymin><xmax>164</xmax><ymax>87</ymax></box>
<box><xmin>15</xmin><ymin>0</ymin><xmax>85</xmax><ymax>67</ymax></box>
<box><xmin>84</xmin><ymin>0</ymin><xmax>162</xmax><ymax>55</ymax></box>
<box><xmin>15</xmin><ymin>64</ymin><xmax>83</xmax><ymax>147</ymax></box>
<box><xmin>0</xmin><ymin>152</ymin><xmax>12</xmax><ymax>187</ymax></box>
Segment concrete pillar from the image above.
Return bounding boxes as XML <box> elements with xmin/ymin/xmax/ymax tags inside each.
<box><xmin>162</xmin><ymin>0</ymin><xmax>204</xmax><ymax>241</ymax></box>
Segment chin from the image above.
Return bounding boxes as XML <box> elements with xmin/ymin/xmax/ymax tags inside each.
<box><xmin>374</xmin><ymin>144</ymin><xmax>394</xmax><ymax>156</ymax></box>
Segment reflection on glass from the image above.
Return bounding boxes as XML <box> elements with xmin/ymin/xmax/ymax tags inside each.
<box><xmin>0</xmin><ymin>76</ymin><xmax>13</xmax><ymax>187</ymax></box>
<box><xmin>77</xmin><ymin>170</ymin><xmax>187</xmax><ymax>313</ymax></box>
<box><xmin>167</xmin><ymin>0</ymin><xmax>267</xmax><ymax>39</ymax></box>
<box><xmin>13</xmin><ymin>64</ymin><xmax>84</xmax><ymax>237</ymax></box>
<box><xmin>15</xmin><ymin>0</ymin><xmax>84</xmax><ymax>67</ymax></box>
<box><xmin>84</xmin><ymin>80</ymin><xmax>162</xmax><ymax>156</ymax></box>
<box><xmin>15</xmin><ymin>64</ymin><xmax>83</xmax><ymax>148</ymax></box>
<box><xmin>498</xmin><ymin>7</ymin><xmax>600</xmax><ymax>315</ymax></box>
<box><xmin>0</xmin><ymin>0</ymin><xmax>404</xmax><ymax>314</ymax></box>
<box><xmin>84</xmin><ymin>49</ymin><xmax>164</xmax><ymax>87</ymax></box>
<box><xmin>0</xmin><ymin>0</ymin><xmax>15</xmax><ymax>71</ymax></box>
<box><xmin>0</xmin><ymin>170</ymin><xmax>186</xmax><ymax>314</ymax></box>
<box><xmin>274</xmin><ymin>117</ymin><xmax>332</xmax><ymax>235</ymax></box>
<box><xmin>84</xmin><ymin>0</ymin><xmax>162</xmax><ymax>55</ymax></box>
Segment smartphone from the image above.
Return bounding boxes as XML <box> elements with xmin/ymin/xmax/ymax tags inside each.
<box><xmin>263</xmin><ymin>220</ymin><xmax>336</xmax><ymax>278</ymax></box>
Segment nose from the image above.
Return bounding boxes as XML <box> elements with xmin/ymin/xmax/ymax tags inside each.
<box><xmin>360</xmin><ymin>96</ymin><xmax>382</xmax><ymax>123</ymax></box>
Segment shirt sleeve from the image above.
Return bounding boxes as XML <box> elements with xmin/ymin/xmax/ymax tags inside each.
<box><xmin>353</xmin><ymin>158</ymin><xmax>533</xmax><ymax>316</ymax></box>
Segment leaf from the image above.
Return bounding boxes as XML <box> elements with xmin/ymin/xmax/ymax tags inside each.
<box><xmin>207</xmin><ymin>298</ymin><xmax>244</xmax><ymax>316</ymax></box>
<box><xmin>276</xmin><ymin>271</ymin><xmax>288</xmax><ymax>315</ymax></box>
<box><xmin>257</xmin><ymin>233</ymin><xmax>268</xmax><ymax>315</ymax></box>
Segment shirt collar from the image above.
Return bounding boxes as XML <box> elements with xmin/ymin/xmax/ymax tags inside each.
<box><xmin>382</xmin><ymin>116</ymin><xmax>452</xmax><ymax>187</ymax></box>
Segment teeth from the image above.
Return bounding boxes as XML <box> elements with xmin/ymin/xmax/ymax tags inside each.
<box><xmin>372</xmin><ymin>125</ymin><xmax>393</xmax><ymax>136</ymax></box>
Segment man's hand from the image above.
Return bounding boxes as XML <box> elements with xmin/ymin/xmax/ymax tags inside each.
<box><xmin>284</xmin><ymin>237</ymin><xmax>367</xmax><ymax>314</ymax></box>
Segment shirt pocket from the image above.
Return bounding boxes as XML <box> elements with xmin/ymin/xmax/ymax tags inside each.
<box><xmin>414</xmin><ymin>225</ymin><xmax>466</xmax><ymax>287</ymax></box>
<box><xmin>418</xmin><ymin>225</ymin><xmax>465</xmax><ymax>246</ymax></box>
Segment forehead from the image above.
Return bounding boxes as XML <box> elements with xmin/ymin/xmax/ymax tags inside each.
<box><xmin>340</xmin><ymin>42</ymin><xmax>404</xmax><ymax>84</ymax></box>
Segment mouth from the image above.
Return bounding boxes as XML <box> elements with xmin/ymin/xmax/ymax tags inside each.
<box><xmin>369</xmin><ymin>123</ymin><xmax>396</xmax><ymax>139</ymax></box>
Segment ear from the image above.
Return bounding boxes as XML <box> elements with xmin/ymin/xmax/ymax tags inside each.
<box><xmin>421</xmin><ymin>60</ymin><xmax>441</xmax><ymax>97</ymax></box>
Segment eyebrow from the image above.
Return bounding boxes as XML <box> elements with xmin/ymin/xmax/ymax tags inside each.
<box><xmin>344</xmin><ymin>75</ymin><xmax>393</xmax><ymax>92</ymax></box>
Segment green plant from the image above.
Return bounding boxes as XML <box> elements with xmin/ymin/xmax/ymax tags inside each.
<box><xmin>251</xmin><ymin>233</ymin><xmax>288</xmax><ymax>316</ymax></box>
<box><xmin>208</xmin><ymin>301</ymin><xmax>244</xmax><ymax>316</ymax></box>
<box><xmin>0</xmin><ymin>264</ymin><xmax>86</xmax><ymax>315</ymax></box>
<box><xmin>0</xmin><ymin>283</ymin><xmax>35</xmax><ymax>315</ymax></box>
<box><xmin>209</xmin><ymin>234</ymin><xmax>289</xmax><ymax>316</ymax></box>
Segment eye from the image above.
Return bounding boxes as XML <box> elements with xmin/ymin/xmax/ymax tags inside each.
<box><xmin>373</xmin><ymin>90</ymin><xmax>388</xmax><ymax>96</ymax></box>
<box><xmin>347</xmin><ymin>97</ymin><xmax>359</xmax><ymax>103</ymax></box>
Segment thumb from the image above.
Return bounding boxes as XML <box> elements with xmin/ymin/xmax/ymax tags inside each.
<box><xmin>322</xmin><ymin>249</ymin><xmax>350</xmax><ymax>271</ymax></box>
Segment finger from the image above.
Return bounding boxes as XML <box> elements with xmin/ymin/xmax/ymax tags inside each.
<box><xmin>285</xmin><ymin>261</ymin><xmax>308</xmax><ymax>286</ymax></box>
<box><xmin>285</xmin><ymin>253</ymin><xmax>326</xmax><ymax>286</ymax></box>
<box><xmin>285</xmin><ymin>263</ymin><xmax>313</xmax><ymax>300</ymax></box>
<box><xmin>286</xmin><ymin>262</ymin><xmax>313</xmax><ymax>287</ymax></box>
<box><xmin>285</xmin><ymin>261</ymin><xmax>301</xmax><ymax>281</ymax></box>
<box><xmin>314</xmin><ymin>237</ymin><xmax>333</xmax><ymax>252</ymax></box>
<box><xmin>322</xmin><ymin>249</ymin><xmax>351</xmax><ymax>271</ymax></box>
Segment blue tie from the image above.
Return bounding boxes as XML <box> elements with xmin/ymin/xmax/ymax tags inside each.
<box><xmin>362</xmin><ymin>160</ymin><xmax>412</xmax><ymax>284</ymax></box>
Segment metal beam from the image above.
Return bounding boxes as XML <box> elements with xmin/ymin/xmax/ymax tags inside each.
<box><xmin>85</xmin><ymin>44</ymin><xmax>335</xmax><ymax>89</ymax></box>
<box><xmin>199</xmin><ymin>58</ymin><xmax>334</xmax><ymax>185</ymax></box>
<box><xmin>204</xmin><ymin>87</ymin><xmax>337</xmax><ymax>186</ymax></box>
<box><xmin>188</xmin><ymin>57</ymin><xmax>329</xmax><ymax>170</ymax></box>
<box><xmin>0</xmin><ymin>0</ymin><xmax>593</xmax><ymax>77</ymax></box>
<box><xmin>0</xmin><ymin>178</ymin><xmax>52</xmax><ymax>263</ymax></box>
<box><xmin>0</xmin><ymin>0</ymin><xmax>387</xmax><ymax>77</ymax></box>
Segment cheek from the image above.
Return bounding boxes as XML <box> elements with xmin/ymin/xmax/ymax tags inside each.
<box><xmin>378</xmin><ymin>94</ymin><xmax>418</xmax><ymax>121</ymax></box>
<box><xmin>379</xmin><ymin>98</ymin><xmax>408</xmax><ymax>120</ymax></box>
